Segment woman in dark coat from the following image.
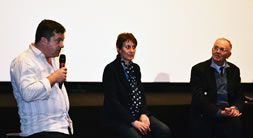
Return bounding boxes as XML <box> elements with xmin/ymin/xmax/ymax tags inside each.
<box><xmin>103</xmin><ymin>32</ymin><xmax>171</xmax><ymax>138</ymax></box>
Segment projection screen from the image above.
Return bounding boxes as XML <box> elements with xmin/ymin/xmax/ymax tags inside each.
<box><xmin>0</xmin><ymin>0</ymin><xmax>253</xmax><ymax>82</ymax></box>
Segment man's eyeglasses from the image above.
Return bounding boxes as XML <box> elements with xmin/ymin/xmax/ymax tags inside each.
<box><xmin>213</xmin><ymin>46</ymin><xmax>229</xmax><ymax>53</ymax></box>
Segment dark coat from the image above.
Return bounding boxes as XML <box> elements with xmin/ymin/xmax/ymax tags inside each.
<box><xmin>190</xmin><ymin>58</ymin><xmax>244</xmax><ymax>118</ymax></box>
<box><xmin>102</xmin><ymin>56</ymin><xmax>150</xmax><ymax>127</ymax></box>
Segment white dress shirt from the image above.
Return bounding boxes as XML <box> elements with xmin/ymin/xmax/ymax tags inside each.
<box><xmin>10</xmin><ymin>44</ymin><xmax>73</xmax><ymax>137</ymax></box>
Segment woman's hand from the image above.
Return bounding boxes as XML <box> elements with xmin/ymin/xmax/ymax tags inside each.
<box><xmin>131</xmin><ymin>120</ymin><xmax>150</xmax><ymax>135</ymax></box>
<box><xmin>139</xmin><ymin>114</ymin><xmax>150</xmax><ymax>127</ymax></box>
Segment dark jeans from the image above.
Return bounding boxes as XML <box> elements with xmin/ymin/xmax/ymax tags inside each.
<box><xmin>116</xmin><ymin>116</ymin><xmax>172</xmax><ymax>138</ymax></box>
<box><xmin>26</xmin><ymin>132</ymin><xmax>73</xmax><ymax>138</ymax></box>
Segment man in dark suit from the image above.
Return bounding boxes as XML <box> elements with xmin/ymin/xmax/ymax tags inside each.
<box><xmin>103</xmin><ymin>32</ymin><xmax>171</xmax><ymax>138</ymax></box>
<box><xmin>190</xmin><ymin>38</ymin><xmax>244</xmax><ymax>138</ymax></box>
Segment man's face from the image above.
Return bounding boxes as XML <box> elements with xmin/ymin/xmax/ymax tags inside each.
<box><xmin>118</xmin><ymin>40</ymin><xmax>136</xmax><ymax>64</ymax></box>
<box><xmin>212</xmin><ymin>39</ymin><xmax>231</xmax><ymax>66</ymax></box>
<box><xmin>45</xmin><ymin>32</ymin><xmax>65</xmax><ymax>58</ymax></box>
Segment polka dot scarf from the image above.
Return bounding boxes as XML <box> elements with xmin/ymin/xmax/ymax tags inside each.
<box><xmin>120</xmin><ymin>59</ymin><xmax>142</xmax><ymax>119</ymax></box>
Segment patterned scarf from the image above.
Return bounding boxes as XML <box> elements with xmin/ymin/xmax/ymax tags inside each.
<box><xmin>120</xmin><ymin>58</ymin><xmax>142</xmax><ymax>119</ymax></box>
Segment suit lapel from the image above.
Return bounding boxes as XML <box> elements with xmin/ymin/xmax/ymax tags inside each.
<box><xmin>206</xmin><ymin>60</ymin><xmax>218</xmax><ymax>99</ymax></box>
<box><xmin>207</xmin><ymin>67</ymin><xmax>217</xmax><ymax>92</ymax></box>
<box><xmin>226</xmin><ymin>66</ymin><xmax>232</xmax><ymax>96</ymax></box>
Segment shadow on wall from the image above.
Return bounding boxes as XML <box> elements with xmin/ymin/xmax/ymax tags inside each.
<box><xmin>154</xmin><ymin>72</ymin><xmax>170</xmax><ymax>82</ymax></box>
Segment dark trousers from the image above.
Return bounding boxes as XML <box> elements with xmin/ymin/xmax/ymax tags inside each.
<box><xmin>190</xmin><ymin>114</ymin><xmax>242</xmax><ymax>138</ymax></box>
<box><xmin>26</xmin><ymin>132</ymin><xmax>73</xmax><ymax>138</ymax></box>
<box><xmin>116</xmin><ymin>116</ymin><xmax>172</xmax><ymax>138</ymax></box>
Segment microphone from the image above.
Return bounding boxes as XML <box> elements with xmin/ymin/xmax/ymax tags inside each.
<box><xmin>59</xmin><ymin>54</ymin><xmax>66</xmax><ymax>89</ymax></box>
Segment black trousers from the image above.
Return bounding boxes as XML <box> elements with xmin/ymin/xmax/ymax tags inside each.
<box><xmin>190</xmin><ymin>114</ymin><xmax>242</xmax><ymax>138</ymax></box>
<box><xmin>115</xmin><ymin>116</ymin><xmax>172</xmax><ymax>138</ymax></box>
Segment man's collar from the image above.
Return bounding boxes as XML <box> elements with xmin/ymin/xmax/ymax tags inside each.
<box><xmin>210</xmin><ymin>58</ymin><xmax>230</xmax><ymax>70</ymax></box>
<box><xmin>29</xmin><ymin>44</ymin><xmax>46</xmax><ymax>59</ymax></box>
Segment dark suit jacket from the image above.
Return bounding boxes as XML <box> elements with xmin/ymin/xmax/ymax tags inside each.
<box><xmin>190</xmin><ymin>58</ymin><xmax>244</xmax><ymax>118</ymax></box>
<box><xmin>102</xmin><ymin>56</ymin><xmax>150</xmax><ymax>127</ymax></box>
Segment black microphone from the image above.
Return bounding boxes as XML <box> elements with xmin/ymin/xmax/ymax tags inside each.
<box><xmin>59</xmin><ymin>54</ymin><xmax>66</xmax><ymax>89</ymax></box>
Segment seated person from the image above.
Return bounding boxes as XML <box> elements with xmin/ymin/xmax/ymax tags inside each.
<box><xmin>103</xmin><ymin>32</ymin><xmax>172</xmax><ymax>138</ymax></box>
<box><xmin>190</xmin><ymin>38</ymin><xmax>244</xmax><ymax>138</ymax></box>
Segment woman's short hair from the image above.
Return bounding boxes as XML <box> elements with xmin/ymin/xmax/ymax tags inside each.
<box><xmin>116</xmin><ymin>32</ymin><xmax>137</xmax><ymax>49</ymax></box>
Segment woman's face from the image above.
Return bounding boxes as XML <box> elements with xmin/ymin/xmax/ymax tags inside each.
<box><xmin>118</xmin><ymin>40</ymin><xmax>136</xmax><ymax>65</ymax></box>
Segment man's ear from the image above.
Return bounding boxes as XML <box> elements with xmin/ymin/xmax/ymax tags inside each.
<box><xmin>227</xmin><ymin>51</ymin><xmax>232</xmax><ymax>59</ymax></box>
<box><xmin>41</xmin><ymin>37</ymin><xmax>48</xmax><ymax>45</ymax></box>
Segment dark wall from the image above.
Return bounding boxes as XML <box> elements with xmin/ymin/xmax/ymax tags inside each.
<box><xmin>1</xmin><ymin>105</ymin><xmax>253</xmax><ymax>138</ymax></box>
<box><xmin>1</xmin><ymin>82</ymin><xmax>253</xmax><ymax>138</ymax></box>
<box><xmin>1</xmin><ymin>81</ymin><xmax>253</xmax><ymax>93</ymax></box>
